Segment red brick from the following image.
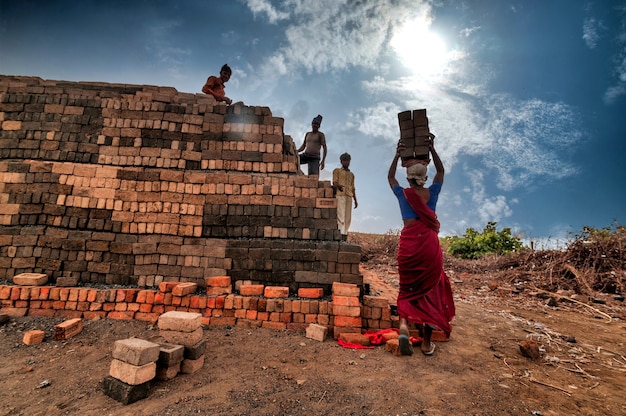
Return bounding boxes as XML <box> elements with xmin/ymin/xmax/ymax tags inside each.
<box><xmin>59</xmin><ymin>288</ymin><xmax>70</xmax><ymax>301</ymax></box>
<box><xmin>0</xmin><ymin>286</ymin><xmax>11</xmax><ymax>299</ymax></box>
<box><xmin>172</xmin><ymin>282</ymin><xmax>197</xmax><ymax>297</ymax></box>
<box><xmin>77</xmin><ymin>301</ymin><xmax>90</xmax><ymax>311</ymax></box>
<box><xmin>65</xmin><ymin>301</ymin><xmax>78</xmax><ymax>310</ymax></box>
<box><xmin>239</xmin><ymin>284</ymin><xmax>265</xmax><ymax>296</ymax></box>
<box><xmin>154</xmin><ymin>292</ymin><xmax>165</xmax><ymax>305</ymax></box>
<box><xmin>264</xmin><ymin>286</ymin><xmax>289</xmax><ymax>298</ymax></box>
<box><xmin>332</xmin><ymin>295</ymin><xmax>360</xmax><ymax>306</ymax></box>
<box><xmin>52</xmin><ymin>300</ymin><xmax>65</xmax><ymax>309</ymax></box>
<box><xmin>332</xmin><ymin>305</ymin><xmax>361</xmax><ymax>317</ymax></box>
<box><xmin>1</xmin><ymin>307</ymin><xmax>27</xmax><ymax>317</ymax></box>
<box><xmin>78</xmin><ymin>289</ymin><xmax>89</xmax><ymax>302</ymax></box>
<box><xmin>28</xmin><ymin>309</ymin><xmax>56</xmax><ymax>318</ymax></box>
<box><xmin>103</xmin><ymin>303</ymin><xmax>115</xmax><ymax>311</ymax></box>
<box><xmin>205</xmin><ymin>276</ymin><xmax>231</xmax><ymax>288</ymax></box>
<box><xmin>115</xmin><ymin>290</ymin><xmax>126</xmax><ymax>302</ymax></box>
<box><xmin>298</xmin><ymin>288</ymin><xmax>324</xmax><ymax>299</ymax></box>
<box><xmin>15</xmin><ymin>300</ymin><xmax>28</xmax><ymax>308</ymax></box>
<box><xmin>10</xmin><ymin>287</ymin><xmax>21</xmax><ymax>301</ymax></box>
<box><xmin>151</xmin><ymin>305</ymin><xmax>165</xmax><ymax>314</ymax></box>
<box><xmin>139</xmin><ymin>303</ymin><xmax>152</xmax><ymax>313</ymax></box>
<box><xmin>87</xmin><ymin>290</ymin><xmax>98</xmax><ymax>302</ymax></box>
<box><xmin>209</xmin><ymin>316</ymin><xmax>237</xmax><ymax>326</ymax></box>
<box><xmin>331</xmin><ymin>282</ymin><xmax>359</xmax><ymax>297</ymax></box>
<box><xmin>134</xmin><ymin>312</ymin><xmax>160</xmax><ymax>324</ymax></box>
<box><xmin>38</xmin><ymin>287</ymin><xmax>50</xmax><ymax>300</ymax></box>
<box><xmin>23</xmin><ymin>330</ymin><xmax>45</xmax><ymax>345</ymax></box>
<box><xmin>159</xmin><ymin>282</ymin><xmax>179</xmax><ymax>293</ymax></box>
<box><xmin>68</xmin><ymin>289</ymin><xmax>79</xmax><ymax>301</ymax></box>
<box><xmin>334</xmin><ymin>315</ymin><xmax>362</xmax><ymax>327</ymax></box>
<box><xmin>108</xmin><ymin>311</ymin><xmax>134</xmax><ymax>320</ymax></box>
<box><xmin>83</xmin><ymin>311</ymin><xmax>106</xmax><ymax>320</ymax></box>
<box><xmin>261</xmin><ymin>321</ymin><xmax>287</xmax><ymax>330</ymax></box>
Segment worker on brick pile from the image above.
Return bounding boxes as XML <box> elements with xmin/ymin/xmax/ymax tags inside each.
<box><xmin>202</xmin><ymin>64</ymin><xmax>233</xmax><ymax>105</ymax></box>
<box><xmin>297</xmin><ymin>114</ymin><xmax>327</xmax><ymax>176</ymax></box>
<box><xmin>387</xmin><ymin>135</ymin><xmax>455</xmax><ymax>356</ymax></box>
<box><xmin>333</xmin><ymin>152</ymin><xmax>358</xmax><ymax>241</ymax></box>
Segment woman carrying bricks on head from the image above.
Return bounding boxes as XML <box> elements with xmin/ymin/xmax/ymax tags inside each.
<box><xmin>202</xmin><ymin>64</ymin><xmax>233</xmax><ymax>105</ymax></box>
<box><xmin>387</xmin><ymin>135</ymin><xmax>455</xmax><ymax>356</ymax></box>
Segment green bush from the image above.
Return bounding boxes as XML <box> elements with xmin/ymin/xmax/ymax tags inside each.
<box><xmin>445</xmin><ymin>222</ymin><xmax>524</xmax><ymax>259</ymax></box>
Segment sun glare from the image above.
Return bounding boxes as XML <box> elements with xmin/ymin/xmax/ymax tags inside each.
<box><xmin>391</xmin><ymin>19</ymin><xmax>449</xmax><ymax>76</ymax></box>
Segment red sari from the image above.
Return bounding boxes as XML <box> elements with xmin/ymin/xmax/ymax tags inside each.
<box><xmin>396</xmin><ymin>188</ymin><xmax>455</xmax><ymax>337</ymax></box>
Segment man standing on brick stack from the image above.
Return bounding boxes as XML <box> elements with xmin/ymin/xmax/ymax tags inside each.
<box><xmin>333</xmin><ymin>153</ymin><xmax>358</xmax><ymax>241</ymax></box>
<box><xmin>297</xmin><ymin>115</ymin><xmax>327</xmax><ymax>176</ymax></box>
<box><xmin>202</xmin><ymin>64</ymin><xmax>233</xmax><ymax>105</ymax></box>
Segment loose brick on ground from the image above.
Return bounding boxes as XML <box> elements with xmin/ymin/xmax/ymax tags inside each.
<box><xmin>23</xmin><ymin>329</ymin><xmax>45</xmax><ymax>345</ymax></box>
<box><xmin>112</xmin><ymin>338</ymin><xmax>161</xmax><ymax>366</ymax></box>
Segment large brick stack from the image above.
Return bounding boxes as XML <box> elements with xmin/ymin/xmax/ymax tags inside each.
<box><xmin>0</xmin><ymin>75</ymin><xmax>362</xmax><ymax>294</ymax></box>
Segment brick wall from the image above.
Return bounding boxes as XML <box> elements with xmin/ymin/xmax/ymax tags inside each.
<box><xmin>0</xmin><ymin>75</ymin><xmax>362</xmax><ymax>293</ymax></box>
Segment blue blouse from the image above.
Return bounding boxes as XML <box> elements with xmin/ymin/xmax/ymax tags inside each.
<box><xmin>392</xmin><ymin>182</ymin><xmax>441</xmax><ymax>220</ymax></box>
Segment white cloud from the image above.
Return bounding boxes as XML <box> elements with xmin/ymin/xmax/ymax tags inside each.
<box><xmin>582</xmin><ymin>17</ymin><xmax>603</xmax><ymax>49</ymax></box>
<box><xmin>245</xmin><ymin>0</ymin><xmax>289</xmax><ymax>23</ymax></box>
<box><xmin>604</xmin><ymin>8</ymin><xmax>626</xmax><ymax>104</ymax></box>
<box><xmin>144</xmin><ymin>19</ymin><xmax>191</xmax><ymax>79</ymax></box>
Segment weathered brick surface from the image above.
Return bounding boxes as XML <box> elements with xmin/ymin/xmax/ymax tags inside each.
<box><xmin>13</xmin><ymin>273</ymin><xmax>48</xmax><ymax>286</ymax></box>
<box><xmin>112</xmin><ymin>338</ymin><xmax>161</xmax><ymax>366</ymax></box>
<box><xmin>109</xmin><ymin>359</ymin><xmax>156</xmax><ymax>385</ymax></box>
<box><xmin>159</xmin><ymin>327</ymin><xmax>204</xmax><ymax>346</ymax></box>
<box><xmin>180</xmin><ymin>355</ymin><xmax>205</xmax><ymax>374</ymax></box>
<box><xmin>102</xmin><ymin>375</ymin><xmax>150</xmax><ymax>404</ymax></box>
<box><xmin>23</xmin><ymin>329</ymin><xmax>45</xmax><ymax>345</ymax></box>
<box><xmin>157</xmin><ymin>311</ymin><xmax>202</xmax><ymax>332</ymax></box>
<box><xmin>54</xmin><ymin>318</ymin><xmax>83</xmax><ymax>340</ymax></box>
<box><xmin>305</xmin><ymin>323</ymin><xmax>327</xmax><ymax>342</ymax></box>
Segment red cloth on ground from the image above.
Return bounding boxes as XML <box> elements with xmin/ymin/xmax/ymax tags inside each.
<box><xmin>337</xmin><ymin>338</ymin><xmax>374</xmax><ymax>349</ymax></box>
<box><xmin>396</xmin><ymin>188</ymin><xmax>456</xmax><ymax>337</ymax></box>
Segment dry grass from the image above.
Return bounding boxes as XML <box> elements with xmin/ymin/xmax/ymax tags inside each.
<box><xmin>351</xmin><ymin>226</ymin><xmax>625</xmax><ymax>296</ymax></box>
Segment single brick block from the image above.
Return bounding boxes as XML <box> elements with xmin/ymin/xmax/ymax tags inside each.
<box><xmin>385</xmin><ymin>338</ymin><xmax>401</xmax><ymax>356</ymax></box>
<box><xmin>157</xmin><ymin>343</ymin><xmax>184</xmax><ymax>367</ymax></box>
<box><xmin>333</xmin><ymin>315</ymin><xmax>362</xmax><ymax>327</ymax></box>
<box><xmin>264</xmin><ymin>286</ymin><xmax>289</xmax><ymax>298</ymax></box>
<box><xmin>109</xmin><ymin>359</ymin><xmax>156</xmax><ymax>385</ymax></box>
<box><xmin>54</xmin><ymin>318</ymin><xmax>83</xmax><ymax>340</ymax></box>
<box><xmin>339</xmin><ymin>332</ymin><xmax>370</xmax><ymax>346</ymax></box>
<box><xmin>158</xmin><ymin>282</ymin><xmax>180</xmax><ymax>293</ymax></box>
<box><xmin>332</xmin><ymin>282</ymin><xmax>359</xmax><ymax>297</ymax></box>
<box><xmin>102</xmin><ymin>375</ymin><xmax>150</xmax><ymax>404</ymax></box>
<box><xmin>158</xmin><ymin>311</ymin><xmax>202</xmax><ymax>332</ymax></box>
<box><xmin>13</xmin><ymin>273</ymin><xmax>48</xmax><ymax>286</ymax></box>
<box><xmin>363</xmin><ymin>295</ymin><xmax>389</xmax><ymax>308</ymax></box>
<box><xmin>159</xmin><ymin>327</ymin><xmax>203</xmax><ymax>347</ymax></box>
<box><xmin>332</xmin><ymin>305</ymin><xmax>361</xmax><ymax>317</ymax></box>
<box><xmin>298</xmin><ymin>288</ymin><xmax>324</xmax><ymax>299</ymax></box>
<box><xmin>112</xmin><ymin>338</ymin><xmax>161</xmax><ymax>366</ymax></box>
<box><xmin>239</xmin><ymin>284</ymin><xmax>265</xmax><ymax>296</ymax></box>
<box><xmin>55</xmin><ymin>276</ymin><xmax>79</xmax><ymax>287</ymax></box>
<box><xmin>156</xmin><ymin>362</ymin><xmax>180</xmax><ymax>381</ymax></box>
<box><xmin>305</xmin><ymin>323</ymin><xmax>327</xmax><ymax>342</ymax></box>
<box><xmin>206</xmin><ymin>286</ymin><xmax>232</xmax><ymax>296</ymax></box>
<box><xmin>172</xmin><ymin>282</ymin><xmax>197</xmax><ymax>297</ymax></box>
<box><xmin>180</xmin><ymin>355</ymin><xmax>205</xmax><ymax>374</ymax></box>
<box><xmin>332</xmin><ymin>295</ymin><xmax>360</xmax><ymax>306</ymax></box>
<box><xmin>205</xmin><ymin>276</ymin><xmax>231</xmax><ymax>288</ymax></box>
<box><xmin>23</xmin><ymin>329</ymin><xmax>45</xmax><ymax>345</ymax></box>
<box><xmin>184</xmin><ymin>339</ymin><xmax>206</xmax><ymax>360</ymax></box>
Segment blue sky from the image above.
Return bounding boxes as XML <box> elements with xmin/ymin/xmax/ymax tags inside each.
<box><xmin>1</xmin><ymin>0</ymin><xmax>625</xmax><ymax>243</ymax></box>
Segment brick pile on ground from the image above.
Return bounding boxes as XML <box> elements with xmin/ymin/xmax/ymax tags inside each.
<box><xmin>157</xmin><ymin>311</ymin><xmax>205</xmax><ymax>374</ymax></box>
<box><xmin>54</xmin><ymin>317</ymin><xmax>83</xmax><ymax>340</ymax></box>
<box><xmin>104</xmin><ymin>338</ymin><xmax>160</xmax><ymax>404</ymax></box>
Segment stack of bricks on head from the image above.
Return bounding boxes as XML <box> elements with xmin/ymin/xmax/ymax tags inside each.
<box><xmin>397</xmin><ymin>109</ymin><xmax>430</xmax><ymax>164</ymax></box>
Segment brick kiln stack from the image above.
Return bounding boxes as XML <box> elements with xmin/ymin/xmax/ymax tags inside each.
<box><xmin>0</xmin><ymin>75</ymin><xmax>362</xmax><ymax>295</ymax></box>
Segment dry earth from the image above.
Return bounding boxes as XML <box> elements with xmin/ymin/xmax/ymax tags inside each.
<box><xmin>1</xmin><ymin>237</ymin><xmax>625</xmax><ymax>416</ymax></box>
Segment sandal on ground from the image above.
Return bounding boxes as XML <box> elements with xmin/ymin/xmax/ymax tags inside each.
<box><xmin>398</xmin><ymin>334</ymin><xmax>414</xmax><ymax>356</ymax></box>
<box><xmin>422</xmin><ymin>342</ymin><xmax>436</xmax><ymax>356</ymax></box>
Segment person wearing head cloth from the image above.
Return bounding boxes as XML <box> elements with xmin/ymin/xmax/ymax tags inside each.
<box><xmin>387</xmin><ymin>134</ymin><xmax>455</xmax><ymax>356</ymax></box>
<box><xmin>332</xmin><ymin>153</ymin><xmax>358</xmax><ymax>241</ymax></box>
<box><xmin>202</xmin><ymin>64</ymin><xmax>233</xmax><ymax>105</ymax></box>
<box><xmin>297</xmin><ymin>114</ymin><xmax>327</xmax><ymax>176</ymax></box>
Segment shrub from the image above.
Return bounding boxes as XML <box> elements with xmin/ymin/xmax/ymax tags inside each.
<box><xmin>445</xmin><ymin>222</ymin><xmax>524</xmax><ymax>259</ymax></box>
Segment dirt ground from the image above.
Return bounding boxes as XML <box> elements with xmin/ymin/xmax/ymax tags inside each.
<box><xmin>1</xmin><ymin>264</ymin><xmax>625</xmax><ymax>415</ymax></box>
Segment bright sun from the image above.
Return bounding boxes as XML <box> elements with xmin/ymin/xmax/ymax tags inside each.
<box><xmin>391</xmin><ymin>19</ymin><xmax>448</xmax><ymax>76</ymax></box>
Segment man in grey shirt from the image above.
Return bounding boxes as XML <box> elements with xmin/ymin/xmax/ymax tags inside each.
<box><xmin>297</xmin><ymin>114</ymin><xmax>327</xmax><ymax>176</ymax></box>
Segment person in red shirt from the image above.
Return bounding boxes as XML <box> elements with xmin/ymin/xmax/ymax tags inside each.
<box><xmin>202</xmin><ymin>64</ymin><xmax>233</xmax><ymax>105</ymax></box>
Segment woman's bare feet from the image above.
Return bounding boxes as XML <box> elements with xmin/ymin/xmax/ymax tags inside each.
<box><xmin>420</xmin><ymin>324</ymin><xmax>435</xmax><ymax>356</ymax></box>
